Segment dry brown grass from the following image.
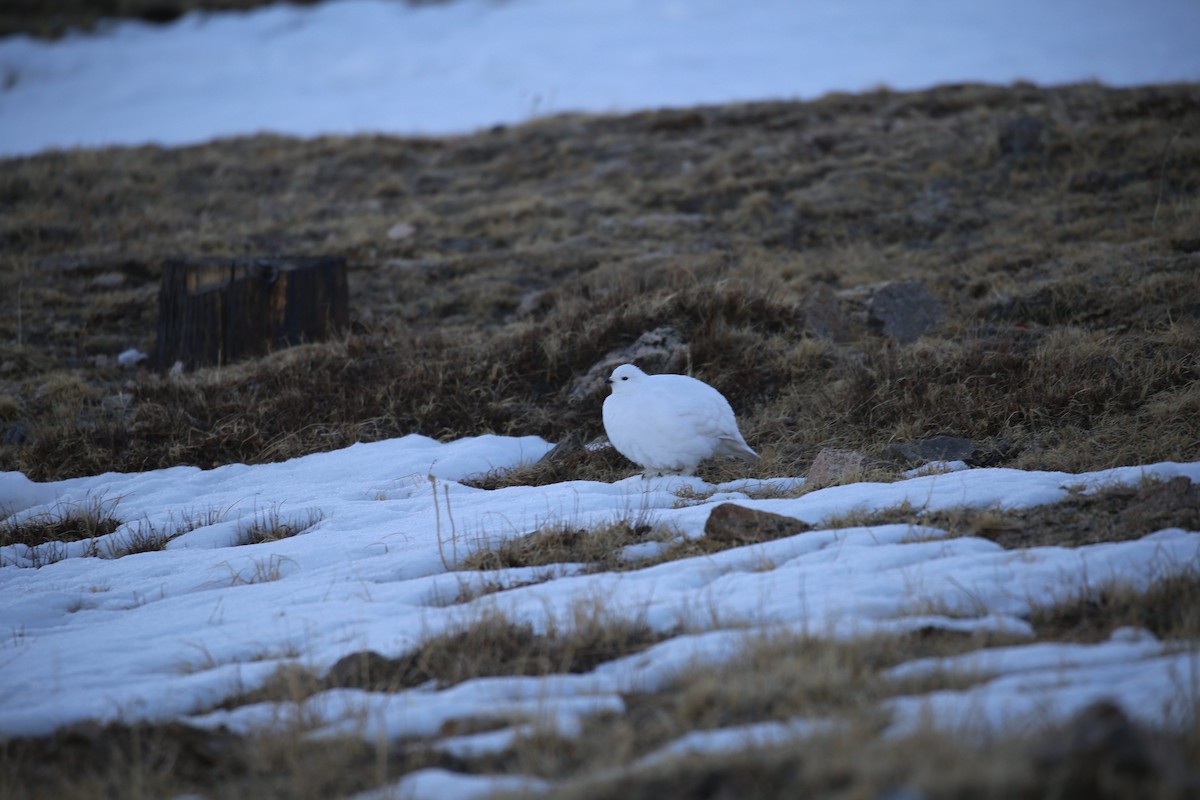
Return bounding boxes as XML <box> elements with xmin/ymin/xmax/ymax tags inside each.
<box><xmin>233</xmin><ymin>505</ymin><xmax>323</xmax><ymax>546</ymax></box>
<box><xmin>0</xmin><ymin>492</ymin><xmax>120</xmax><ymax>566</ymax></box>
<box><xmin>815</xmin><ymin>475</ymin><xmax>1200</xmax><ymax>550</ymax></box>
<box><xmin>1</xmin><ymin>78</ymin><xmax>1199</xmax><ymax>799</ymax></box>
<box><xmin>1031</xmin><ymin>569</ymin><xmax>1200</xmax><ymax>643</ymax></box>
<box><xmin>533</xmin><ymin>716</ymin><xmax>1198</xmax><ymax>800</ymax></box>
<box><xmin>489</xmin><ymin>621</ymin><xmax>1198</xmax><ymax>798</ymax></box>
<box><xmin>0</xmin><ymin>492</ymin><xmax>119</xmax><ymax>547</ymax></box>
<box><xmin>459</xmin><ymin>518</ymin><xmax>675</xmax><ymax>573</ymax></box>
<box><xmin>0</xmin><ymin>717</ymin><xmax>453</xmax><ymax>800</ymax></box>
<box><xmin>325</xmin><ymin>603</ymin><xmax>669</xmax><ymax>694</ymax></box>
<box><xmin>2</xmin><ymin>83</ymin><xmax>1198</xmax><ymax>482</ymax></box>
<box><xmin>3</xmin><ymin>593</ymin><xmax>1195</xmax><ymax>798</ymax></box>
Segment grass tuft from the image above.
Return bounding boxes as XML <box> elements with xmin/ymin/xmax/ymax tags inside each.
<box><xmin>461</xmin><ymin>519</ymin><xmax>674</xmax><ymax>573</ymax></box>
<box><xmin>324</xmin><ymin>605</ymin><xmax>669</xmax><ymax>694</ymax></box>
<box><xmin>0</xmin><ymin>494</ymin><xmax>120</xmax><ymax>567</ymax></box>
<box><xmin>233</xmin><ymin>506</ymin><xmax>324</xmax><ymax>547</ymax></box>
<box><xmin>223</xmin><ymin>554</ymin><xmax>295</xmax><ymax>586</ymax></box>
<box><xmin>1030</xmin><ymin>569</ymin><xmax>1200</xmax><ymax>643</ymax></box>
<box><xmin>813</xmin><ymin>476</ymin><xmax>1200</xmax><ymax>551</ymax></box>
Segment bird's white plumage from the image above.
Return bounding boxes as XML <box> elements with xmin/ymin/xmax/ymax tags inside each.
<box><xmin>602</xmin><ymin>363</ymin><xmax>758</xmax><ymax>476</ymax></box>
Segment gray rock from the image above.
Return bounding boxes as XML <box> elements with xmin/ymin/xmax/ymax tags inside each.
<box><xmin>569</xmin><ymin>326</ymin><xmax>690</xmax><ymax>400</ymax></box>
<box><xmin>887</xmin><ymin>435</ymin><xmax>975</xmax><ymax>465</ymax></box>
<box><xmin>2</xmin><ymin>421</ymin><xmax>30</xmax><ymax>447</ymax></box>
<box><xmin>801</xmin><ymin>282</ymin><xmax>852</xmax><ymax>342</ymax></box>
<box><xmin>807</xmin><ymin>448</ymin><xmax>871</xmax><ymax>487</ymax></box>
<box><xmin>324</xmin><ymin>650</ymin><xmax>397</xmax><ymax>690</ymax></box>
<box><xmin>90</xmin><ymin>271</ymin><xmax>127</xmax><ymax>289</ymax></box>
<box><xmin>513</xmin><ymin>288</ymin><xmax>555</xmax><ymax>319</ymax></box>
<box><xmin>704</xmin><ymin>503</ymin><xmax>810</xmax><ymax>545</ymax></box>
<box><xmin>867</xmin><ymin>279</ymin><xmax>944</xmax><ymax>344</ymax></box>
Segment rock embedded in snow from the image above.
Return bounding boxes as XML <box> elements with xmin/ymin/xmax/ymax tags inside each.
<box><xmin>704</xmin><ymin>503</ymin><xmax>810</xmax><ymax>545</ymax></box>
<box><xmin>601</xmin><ymin>363</ymin><xmax>758</xmax><ymax>477</ymax></box>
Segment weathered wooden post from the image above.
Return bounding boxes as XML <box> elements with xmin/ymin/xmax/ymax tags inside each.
<box><xmin>156</xmin><ymin>257</ymin><xmax>348</xmax><ymax>370</ymax></box>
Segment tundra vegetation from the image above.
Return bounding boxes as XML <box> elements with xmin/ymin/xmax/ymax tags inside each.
<box><xmin>0</xmin><ymin>5</ymin><xmax>1198</xmax><ymax>794</ymax></box>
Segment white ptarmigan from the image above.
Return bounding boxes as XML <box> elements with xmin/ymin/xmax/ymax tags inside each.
<box><xmin>602</xmin><ymin>363</ymin><xmax>758</xmax><ymax>476</ymax></box>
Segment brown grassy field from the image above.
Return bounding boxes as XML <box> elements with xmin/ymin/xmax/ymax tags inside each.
<box><xmin>2</xmin><ymin>81</ymin><xmax>1198</xmax><ymax>484</ymax></box>
<box><xmin>1</xmin><ymin>47</ymin><xmax>1199</xmax><ymax>799</ymax></box>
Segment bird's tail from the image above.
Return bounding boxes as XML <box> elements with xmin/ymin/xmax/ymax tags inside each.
<box><xmin>717</xmin><ymin>437</ymin><xmax>759</xmax><ymax>462</ymax></box>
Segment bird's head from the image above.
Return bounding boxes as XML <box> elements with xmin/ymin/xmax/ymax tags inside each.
<box><xmin>607</xmin><ymin>363</ymin><xmax>646</xmax><ymax>392</ymax></box>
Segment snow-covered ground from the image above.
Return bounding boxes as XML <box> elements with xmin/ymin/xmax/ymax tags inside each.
<box><xmin>2</xmin><ymin>436</ymin><xmax>1199</xmax><ymax>796</ymax></box>
<box><xmin>2</xmin><ymin>1</ymin><xmax>1199</xmax><ymax>794</ymax></box>
<box><xmin>2</xmin><ymin>0</ymin><xmax>1199</xmax><ymax>157</ymax></box>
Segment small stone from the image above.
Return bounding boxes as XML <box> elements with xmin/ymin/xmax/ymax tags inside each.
<box><xmin>704</xmin><ymin>503</ymin><xmax>810</xmax><ymax>545</ymax></box>
<box><xmin>386</xmin><ymin>222</ymin><xmax>417</xmax><ymax>240</ymax></box>
<box><xmin>514</xmin><ymin>288</ymin><xmax>554</xmax><ymax>318</ymax></box>
<box><xmin>887</xmin><ymin>436</ymin><xmax>976</xmax><ymax>466</ymax></box>
<box><xmin>807</xmin><ymin>448</ymin><xmax>871</xmax><ymax>487</ymax></box>
<box><xmin>325</xmin><ymin>650</ymin><xmax>398</xmax><ymax>690</ymax></box>
<box><xmin>802</xmin><ymin>283</ymin><xmax>852</xmax><ymax>342</ymax></box>
<box><xmin>867</xmin><ymin>279</ymin><xmax>944</xmax><ymax>344</ymax></box>
<box><xmin>1</xmin><ymin>421</ymin><xmax>30</xmax><ymax>447</ymax></box>
<box><xmin>117</xmin><ymin>348</ymin><xmax>148</xmax><ymax>367</ymax></box>
<box><xmin>90</xmin><ymin>271</ymin><xmax>127</xmax><ymax>289</ymax></box>
<box><xmin>540</xmin><ymin>431</ymin><xmax>585</xmax><ymax>463</ymax></box>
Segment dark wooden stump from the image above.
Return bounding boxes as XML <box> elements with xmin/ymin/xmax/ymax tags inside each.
<box><xmin>156</xmin><ymin>257</ymin><xmax>348</xmax><ymax>370</ymax></box>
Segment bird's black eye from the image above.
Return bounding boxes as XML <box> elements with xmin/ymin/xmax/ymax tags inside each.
<box><xmin>621</xmin><ymin>376</ymin><xmax>628</xmax><ymax>380</ymax></box>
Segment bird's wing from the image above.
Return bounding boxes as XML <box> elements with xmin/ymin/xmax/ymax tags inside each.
<box><xmin>657</xmin><ymin>379</ymin><xmax>757</xmax><ymax>458</ymax></box>
<box><xmin>669</xmin><ymin>386</ymin><xmax>739</xmax><ymax>439</ymax></box>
